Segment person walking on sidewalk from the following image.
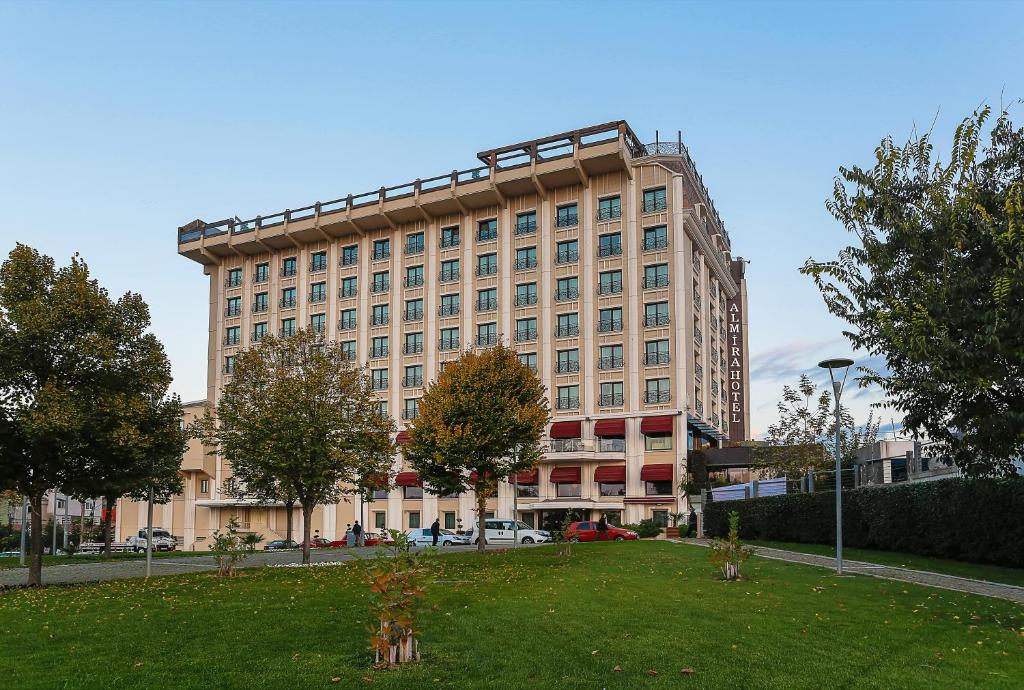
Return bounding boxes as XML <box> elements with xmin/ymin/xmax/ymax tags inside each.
<box><xmin>352</xmin><ymin>520</ymin><xmax>363</xmax><ymax>547</ymax></box>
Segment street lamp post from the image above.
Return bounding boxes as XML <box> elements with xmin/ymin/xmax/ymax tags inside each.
<box><xmin>818</xmin><ymin>357</ymin><xmax>854</xmax><ymax>576</ymax></box>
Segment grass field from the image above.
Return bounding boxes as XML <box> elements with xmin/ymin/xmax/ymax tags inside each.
<box><xmin>748</xmin><ymin>541</ymin><xmax>1024</xmax><ymax>588</ymax></box>
<box><xmin>1</xmin><ymin>541</ymin><xmax>1022</xmax><ymax>689</ymax></box>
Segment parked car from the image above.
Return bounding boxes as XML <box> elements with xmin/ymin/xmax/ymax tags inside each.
<box><xmin>263</xmin><ymin>539</ymin><xmax>300</xmax><ymax>551</ymax></box>
<box><xmin>308</xmin><ymin>537</ymin><xmax>335</xmax><ymax>549</ymax></box>
<box><xmin>126</xmin><ymin>528</ymin><xmax>177</xmax><ymax>553</ymax></box>
<box><xmin>564</xmin><ymin>521</ymin><xmax>638</xmax><ymax>542</ymax></box>
<box><xmin>465</xmin><ymin>519</ymin><xmax>551</xmax><ymax>545</ymax></box>
<box><xmin>342</xmin><ymin>530</ymin><xmax>394</xmax><ymax>547</ymax></box>
<box><xmin>404</xmin><ymin>528</ymin><xmax>470</xmax><ymax>547</ymax></box>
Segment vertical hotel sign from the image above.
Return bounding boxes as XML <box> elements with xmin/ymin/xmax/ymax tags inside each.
<box><xmin>727</xmin><ymin>260</ymin><xmax>747</xmax><ymax>441</ymax></box>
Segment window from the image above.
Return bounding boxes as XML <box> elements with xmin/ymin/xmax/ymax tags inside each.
<box><xmin>644</xmin><ymin>302</ymin><xmax>670</xmax><ymax>327</ymax></box>
<box><xmin>643</xmin><ymin>225</ymin><xmax>668</xmax><ymax>251</ymax></box>
<box><xmin>341</xmin><ymin>244</ymin><xmax>358</xmax><ymax>266</ymax></box>
<box><xmin>310</xmin><ymin>250</ymin><xmax>327</xmax><ymax>273</ymax></box>
<box><xmin>309</xmin><ymin>281</ymin><xmax>327</xmax><ymax>303</ymax></box>
<box><xmin>373</xmin><ymin>239</ymin><xmax>391</xmax><ymax>260</ymax></box>
<box><xmin>371</xmin><ymin>336</ymin><xmax>389</xmax><ymax>358</ymax></box>
<box><xmin>597</xmin><ymin>232</ymin><xmax>622</xmax><ymax>257</ymax></box>
<box><xmin>200</xmin><ymin>479</ymin><xmax>209</xmax><ymax>494</ymax></box>
<box><xmin>644</xmin><ymin>264</ymin><xmax>669</xmax><ymax>289</ymax></box>
<box><xmin>642</xmin><ymin>187</ymin><xmax>667</xmax><ymax>213</ymax></box>
<box><xmin>372</xmin><ymin>488</ymin><xmax>388</xmax><ymax>500</ymax></box>
<box><xmin>478</xmin><ymin>218</ymin><xmax>498</xmax><ymax>242</ymax></box>
<box><xmin>281</xmin><ymin>256</ymin><xmax>297</xmax><ymax>277</ymax></box>
<box><xmin>371</xmin><ymin>369</ymin><xmax>389</xmax><ymax>390</ymax></box>
<box><xmin>339</xmin><ymin>309</ymin><xmax>357</xmax><ymax>330</ymax></box>
<box><xmin>440</xmin><ymin>259</ymin><xmax>460</xmax><ymax>282</ymax></box>
<box><xmin>439</xmin><ymin>327</ymin><xmax>459</xmax><ymax>351</ymax></box>
<box><xmin>599</xmin><ymin>480</ymin><xmax>626</xmax><ymax>497</ymax></box>
<box><xmin>652</xmin><ymin>509</ymin><xmax>669</xmax><ymax>527</ymax></box>
<box><xmin>556</xmin><ymin>204</ymin><xmax>578</xmax><ymax>228</ymax></box>
<box><xmin>555</xmin><ymin>348</ymin><xmax>579</xmax><ymax>373</ymax></box>
<box><xmin>404</xmin><ymin>332</ymin><xmax>424</xmax><ymax>354</ymax></box>
<box><xmin>598</xmin><ymin>344</ymin><xmax>623</xmax><ymax>370</ymax></box>
<box><xmin>515</xmin><ymin>317</ymin><xmax>537</xmax><ymax>343</ymax></box>
<box><xmin>225</xmin><ymin>296</ymin><xmax>241</xmax><ymax>317</ymax></box>
<box><xmin>645</xmin><ymin>378</ymin><xmax>671</xmax><ymax>404</ymax></box>
<box><xmin>405</xmin><ymin>264</ymin><xmax>424</xmax><ymax>288</ymax></box>
<box><xmin>252</xmin><ymin>322</ymin><xmax>268</xmax><ymax>343</ymax></box>
<box><xmin>645</xmin><ymin>340</ymin><xmax>670</xmax><ymax>366</ymax></box>
<box><xmin>518</xmin><ymin>352</ymin><xmax>538</xmax><ymax>371</ymax></box>
<box><xmin>280</xmin><ymin>287</ymin><xmax>296</xmax><ymax>309</ymax></box>
<box><xmin>556</xmin><ymin>385</ymin><xmax>580</xmax><ymax>410</ymax></box>
<box><xmin>556</xmin><ymin>239</ymin><xmax>579</xmax><ymax>264</ymax></box>
<box><xmin>374</xmin><ymin>512</ymin><xmax>386</xmax><ymax>529</ymax></box>
<box><xmin>340</xmin><ymin>276</ymin><xmax>358</xmax><ymax>298</ymax></box>
<box><xmin>250</xmin><ymin>292</ymin><xmax>267</xmax><ymax>314</ymax></box>
<box><xmin>555</xmin><ymin>312</ymin><xmax>579</xmax><ymax>338</ymax></box>
<box><xmin>515</xmin><ymin>246</ymin><xmax>537</xmax><ymax>270</ymax></box>
<box><xmin>439</xmin><ymin>293</ymin><xmax>460</xmax><ymax>316</ymax></box>
<box><xmin>405</xmin><ymin>232</ymin><xmax>425</xmax><ymax>255</ymax></box>
<box><xmin>280</xmin><ymin>317</ymin><xmax>296</xmax><ymax>337</ymax></box>
<box><xmin>226</xmin><ymin>267</ymin><xmax>242</xmax><ymax>288</ymax></box>
<box><xmin>476</xmin><ymin>322</ymin><xmax>497</xmax><ymax>346</ymax></box>
<box><xmin>372</xmin><ymin>271</ymin><xmax>390</xmax><ymax>293</ymax></box>
<box><xmin>444</xmin><ymin>512</ymin><xmax>456</xmax><ymax>530</ymax></box>
<box><xmin>598</xmin><ymin>270</ymin><xmax>623</xmax><ymax>295</ymax></box>
<box><xmin>376</xmin><ymin>400</ymin><xmax>388</xmax><ymax>418</ymax></box>
<box><xmin>254</xmin><ymin>262</ymin><xmax>269</xmax><ymax>283</ymax></box>
<box><xmin>310</xmin><ymin>313</ymin><xmax>326</xmax><ymax>334</ymax></box>
<box><xmin>515</xmin><ymin>211</ymin><xmax>537</xmax><ymax>235</ymax></box>
<box><xmin>515</xmin><ymin>282</ymin><xmax>537</xmax><ymax>307</ymax></box>
<box><xmin>371</xmin><ymin>304</ymin><xmax>389</xmax><ymax>326</ymax></box>
<box><xmin>556</xmin><ymin>480</ymin><xmax>581</xmax><ymax>498</ymax></box>
<box><xmin>471</xmin><ymin>288</ymin><xmax>495</xmax><ymax>313</ymax></box>
<box><xmin>598</xmin><ymin>307</ymin><xmax>623</xmax><ymax>333</ymax></box>
<box><xmin>597</xmin><ymin>196</ymin><xmax>621</xmax><ymax>221</ymax></box>
<box><xmin>404</xmin><ymin>298</ymin><xmax>423</xmax><ymax>322</ymax></box>
<box><xmin>646</xmin><ymin>478</ymin><xmax>672</xmax><ymax>496</ymax></box>
<box><xmin>404</xmin><ymin>365</ymin><xmax>423</xmax><ymax>387</ymax></box>
<box><xmin>555</xmin><ymin>277</ymin><xmax>579</xmax><ymax>301</ymax></box>
<box><xmin>341</xmin><ymin>340</ymin><xmax>357</xmax><ymax>360</ymax></box>
<box><xmin>517</xmin><ymin>483</ymin><xmax>539</xmax><ymax>498</ymax></box>
<box><xmin>224</xmin><ymin>326</ymin><xmax>240</xmax><ymax>346</ymax></box>
<box><xmin>599</xmin><ymin>381</ymin><xmax>624</xmax><ymax>407</ymax></box>
<box><xmin>476</xmin><ymin>253</ymin><xmax>497</xmax><ymax>277</ymax></box>
<box><xmin>440</xmin><ymin>225</ymin><xmax>460</xmax><ymax>248</ymax></box>
<box><xmin>223</xmin><ymin>355</ymin><xmax>235</xmax><ymax>374</ymax></box>
<box><xmin>403</xmin><ymin>398</ymin><xmax>420</xmax><ymax>420</ymax></box>
<box><xmin>405</xmin><ymin>487</ymin><xmax>423</xmax><ymax>503</ymax></box>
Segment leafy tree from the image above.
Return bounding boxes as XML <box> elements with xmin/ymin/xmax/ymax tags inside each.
<box><xmin>803</xmin><ymin>107</ymin><xmax>1024</xmax><ymax>476</ymax></box>
<box><xmin>199</xmin><ymin>328</ymin><xmax>395</xmax><ymax>565</ymax></box>
<box><xmin>0</xmin><ymin>244</ymin><xmax>173</xmax><ymax>586</ymax></box>
<box><xmin>404</xmin><ymin>344</ymin><xmax>549</xmax><ymax>553</ymax></box>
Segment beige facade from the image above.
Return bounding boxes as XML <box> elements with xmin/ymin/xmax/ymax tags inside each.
<box><xmin>120</xmin><ymin>122</ymin><xmax>750</xmax><ymax>547</ymax></box>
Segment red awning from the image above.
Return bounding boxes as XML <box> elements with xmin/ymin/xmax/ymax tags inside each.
<box><xmin>549</xmin><ymin>466</ymin><xmax>581</xmax><ymax>483</ymax></box>
<box><xmin>395</xmin><ymin>431</ymin><xmax>410</xmax><ymax>445</ymax></box>
<box><xmin>640</xmin><ymin>415</ymin><xmax>674</xmax><ymax>435</ymax></box>
<box><xmin>395</xmin><ymin>471</ymin><xmax>421</xmax><ymax>487</ymax></box>
<box><xmin>594</xmin><ymin>418</ymin><xmax>626</xmax><ymax>438</ymax></box>
<box><xmin>640</xmin><ymin>464</ymin><xmax>673</xmax><ymax>481</ymax></box>
<box><xmin>514</xmin><ymin>470</ymin><xmax>538</xmax><ymax>485</ymax></box>
<box><xmin>594</xmin><ymin>465</ymin><xmax>626</xmax><ymax>483</ymax></box>
<box><xmin>550</xmin><ymin>421</ymin><xmax>582</xmax><ymax>439</ymax></box>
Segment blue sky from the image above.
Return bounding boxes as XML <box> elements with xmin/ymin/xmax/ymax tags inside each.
<box><xmin>1</xmin><ymin>1</ymin><xmax>1020</xmax><ymax>437</ymax></box>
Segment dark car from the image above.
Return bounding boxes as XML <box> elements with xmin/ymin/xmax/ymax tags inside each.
<box><xmin>564</xmin><ymin>521</ymin><xmax>638</xmax><ymax>542</ymax></box>
<box><xmin>263</xmin><ymin>539</ymin><xmax>300</xmax><ymax>551</ymax></box>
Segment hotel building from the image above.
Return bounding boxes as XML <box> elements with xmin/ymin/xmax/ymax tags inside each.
<box><xmin>117</xmin><ymin>121</ymin><xmax>750</xmax><ymax>547</ymax></box>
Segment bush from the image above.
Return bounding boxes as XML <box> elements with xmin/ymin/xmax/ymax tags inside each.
<box><xmin>703</xmin><ymin>477</ymin><xmax>1024</xmax><ymax>567</ymax></box>
<box><xmin>622</xmin><ymin>519</ymin><xmax>663</xmax><ymax>539</ymax></box>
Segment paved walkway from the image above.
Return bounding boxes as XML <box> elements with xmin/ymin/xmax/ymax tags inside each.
<box><xmin>679</xmin><ymin>538</ymin><xmax>1024</xmax><ymax>604</ymax></box>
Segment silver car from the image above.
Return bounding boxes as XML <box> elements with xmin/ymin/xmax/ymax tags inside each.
<box><xmin>405</xmin><ymin>528</ymin><xmax>469</xmax><ymax>546</ymax></box>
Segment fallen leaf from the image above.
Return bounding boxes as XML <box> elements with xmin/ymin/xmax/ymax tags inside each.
<box><xmin>331</xmin><ymin>678</ymin><xmax>341</xmax><ymax>684</ymax></box>
<box><xmin>681</xmin><ymin>667</ymin><xmax>696</xmax><ymax>675</ymax></box>
<box><xmin>361</xmin><ymin>677</ymin><xmax>374</xmax><ymax>684</ymax></box>
<box><xmin>591</xmin><ymin>650</ymin><xmax>599</xmax><ymax>655</ymax></box>
<box><xmin>646</xmin><ymin>669</ymin><xmax>658</xmax><ymax>676</ymax></box>
<box><xmin>612</xmin><ymin>665</ymin><xmax>623</xmax><ymax>672</ymax></box>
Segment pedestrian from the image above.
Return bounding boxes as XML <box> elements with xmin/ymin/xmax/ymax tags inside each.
<box><xmin>430</xmin><ymin>517</ymin><xmax>441</xmax><ymax>546</ymax></box>
<box><xmin>687</xmin><ymin>508</ymin><xmax>697</xmax><ymax>538</ymax></box>
<box><xmin>352</xmin><ymin>520</ymin><xmax>363</xmax><ymax>547</ymax></box>
<box><xmin>597</xmin><ymin>513</ymin><xmax>609</xmax><ymax>541</ymax></box>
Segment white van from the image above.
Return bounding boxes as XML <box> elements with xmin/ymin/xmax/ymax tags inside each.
<box><xmin>465</xmin><ymin>519</ymin><xmax>551</xmax><ymax>545</ymax></box>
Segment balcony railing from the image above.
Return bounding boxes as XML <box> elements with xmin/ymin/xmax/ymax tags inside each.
<box><xmin>403</xmin><ymin>342</ymin><xmax>424</xmax><ymax>355</ymax></box>
<box><xmin>643</xmin><ymin>236</ymin><xmax>669</xmax><ymax>251</ymax></box>
<box><xmin>369</xmin><ymin>314</ymin><xmax>390</xmax><ymax>326</ymax></box>
<box><xmin>694</xmin><ymin>327</ymin><xmax>703</xmax><ymax>345</ymax></box>
<box><xmin>515</xmin><ymin>294</ymin><xmax>538</xmax><ymax>307</ymax></box>
<box><xmin>403</xmin><ymin>309</ymin><xmax>423</xmax><ymax>322</ymax></box>
<box><xmin>515</xmin><ymin>328</ymin><xmax>537</xmax><ymax>343</ymax></box>
<box><xmin>340</xmin><ymin>350</ymin><xmax>357</xmax><ymax>361</ymax></box>
<box><xmin>515</xmin><ymin>257</ymin><xmax>538</xmax><ymax>271</ymax></box>
<box><xmin>555</xmin><ymin>397</ymin><xmax>580</xmax><ymax>410</ymax></box>
<box><xmin>404</xmin><ymin>275</ymin><xmax>425</xmax><ymax>288</ymax></box>
<box><xmin>711</xmin><ymin>381</ymin><xmax>719</xmax><ymax>396</ymax></box>
<box><xmin>476</xmin><ymin>333</ymin><xmax>498</xmax><ymax>347</ymax></box>
<box><xmin>439</xmin><ymin>269</ymin><xmax>460</xmax><ymax>283</ymax></box>
<box><xmin>695</xmin><ymin>399</ymin><xmax>704</xmax><ymax>416</ymax></box>
<box><xmin>476</xmin><ymin>298</ymin><xmax>497</xmax><ymax>312</ymax></box>
<box><xmin>370</xmin><ymin>281</ymin><xmax>390</xmax><ymax>293</ymax></box>
<box><xmin>550</xmin><ymin>438</ymin><xmax>585</xmax><ymax>452</ymax></box>
<box><xmin>340</xmin><ymin>254</ymin><xmax>358</xmax><ymax>267</ymax></box>
<box><xmin>555</xmin><ymin>213</ymin><xmax>578</xmax><ymax>228</ymax></box>
<box><xmin>279</xmin><ymin>297</ymin><xmax>296</xmax><ymax>309</ymax></box>
<box><xmin>477</xmin><ymin>228</ymin><xmax>498</xmax><ymax>243</ymax></box>
<box><xmin>224</xmin><ymin>305</ymin><xmax>241</xmax><ymax>317</ymax></box>
<box><xmin>339</xmin><ymin>285</ymin><xmax>358</xmax><ymax>298</ymax></box>
<box><xmin>404</xmin><ymin>242</ymin><xmax>425</xmax><ymax>256</ymax></box>
<box><xmin>597</xmin><ymin>244</ymin><xmax>622</xmax><ymax>258</ymax></box>
<box><xmin>644</xmin><ymin>314</ymin><xmax>670</xmax><ymax>327</ymax></box>
<box><xmin>597</xmin><ymin>281</ymin><xmax>623</xmax><ymax>296</ymax></box>
<box><xmin>403</xmin><ymin>375</ymin><xmax>423</xmax><ymax>387</ymax></box>
<box><xmin>309</xmin><ymin>322</ymin><xmax>324</xmax><ymax>335</ymax></box>
<box><xmin>554</xmin><ymin>324</ymin><xmax>580</xmax><ymax>338</ymax></box>
<box><xmin>437</xmin><ymin>304</ymin><xmax>460</xmax><ymax>317</ymax></box>
<box><xmin>641</xmin><ymin>198</ymin><xmax>668</xmax><ymax>213</ymax></box>
<box><xmin>224</xmin><ymin>274</ymin><xmax>242</xmax><ymax>288</ymax></box>
<box><xmin>643</xmin><ymin>275</ymin><xmax>670</xmax><ymax>289</ymax></box>
<box><xmin>596</xmin><ymin>206</ymin><xmax>622</xmax><ymax>221</ymax></box>
<box><xmin>309</xmin><ymin>259</ymin><xmax>328</xmax><ymax>273</ymax></box>
<box><xmin>694</xmin><ymin>294</ymin><xmax>702</xmax><ymax>311</ymax></box>
<box><xmin>279</xmin><ymin>327</ymin><xmax>297</xmax><ymax>337</ymax></box>
<box><xmin>369</xmin><ymin>346</ymin><xmax>389</xmax><ymax>359</ymax></box>
<box><xmin>645</xmin><ymin>352</ymin><xmax>671</xmax><ymax>366</ymax></box>
<box><xmin>597</xmin><ymin>356</ymin><xmax>623</xmax><ymax>370</ymax></box>
<box><xmin>252</xmin><ymin>330</ymin><xmax>266</xmax><ymax>343</ymax></box>
<box><xmin>695</xmin><ymin>363</ymin><xmax>704</xmax><ymax>379</ymax></box>
<box><xmin>223</xmin><ymin>333</ymin><xmax>240</xmax><ymax>346</ymax></box>
<box><xmin>597</xmin><ymin>319</ymin><xmax>623</xmax><ymax>333</ymax></box>
<box><xmin>438</xmin><ymin>339</ymin><xmax>460</xmax><ymax>351</ymax></box>
<box><xmin>440</xmin><ymin>235</ymin><xmax>460</xmax><ymax>249</ymax></box>
<box><xmin>554</xmin><ymin>360</ymin><xmax>580</xmax><ymax>374</ymax></box>
<box><xmin>280</xmin><ymin>265</ymin><xmax>297</xmax><ymax>278</ymax></box>
<box><xmin>598</xmin><ymin>394</ymin><xmax>624</xmax><ymax>407</ymax></box>
<box><xmin>372</xmin><ymin>248</ymin><xmax>391</xmax><ymax>261</ymax></box>
<box><xmin>475</xmin><ymin>264</ymin><xmax>498</xmax><ymax>277</ymax></box>
<box><xmin>371</xmin><ymin>378</ymin><xmax>389</xmax><ymax>391</ymax></box>
<box><xmin>252</xmin><ymin>302</ymin><xmax>268</xmax><ymax>314</ymax></box>
<box><xmin>515</xmin><ymin>219</ymin><xmax>537</xmax><ymax>236</ymax></box>
<box><xmin>222</xmin><ymin>363</ymin><xmax>235</xmax><ymax>375</ymax></box>
<box><xmin>308</xmin><ymin>292</ymin><xmax>327</xmax><ymax>304</ymax></box>
<box><xmin>402</xmin><ymin>409</ymin><xmax>420</xmax><ymax>420</ymax></box>
<box><xmin>555</xmin><ymin>249</ymin><xmax>579</xmax><ymax>265</ymax></box>
<box><xmin>554</xmin><ymin>287</ymin><xmax>579</xmax><ymax>302</ymax></box>
<box><xmin>645</xmin><ymin>391</ymin><xmax>671</xmax><ymax>404</ymax></box>
<box><xmin>599</xmin><ymin>438</ymin><xmax>626</xmax><ymax>453</ymax></box>
<box><xmin>338</xmin><ymin>319</ymin><xmax>357</xmax><ymax>331</ymax></box>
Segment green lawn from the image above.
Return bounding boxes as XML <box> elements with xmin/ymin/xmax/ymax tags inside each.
<box><xmin>748</xmin><ymin>541</ymin><xmax>1024</xmax><ymax>588</ymax></box>
<box><xmin>0</xmin><ymin>549</ymin><xmax>212</xmax><ymax>570</ymax></box>
<box><xmin>1</xmin><ymin>542</ymin><xmax>1022</xmax><ymax>689</ymax></box>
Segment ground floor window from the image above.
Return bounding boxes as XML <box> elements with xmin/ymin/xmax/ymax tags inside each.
<box><xmin>373</xmin><ymin>511</ymin><xmax>386</xmax><ymax>529</ymax></box>
<box><xmin>200</xmin><ymin>479</ymin><xmax>209</xmax><ymax>494</ymax></box>
<box><xmin>444</xmin><ymin>512</ymin><xmax>456</xmax><ymax>530</ymax></box>
<box><xmin>520</xmin><ymin>512</ymin><xmax>535</xmax><ymax>529</ymax></box>
<box><xmin>652</xmin><ymin>510</ymin><xmax>668</xmax><ymax>527</ymax></box>
<box><xmin>485</xmin><ymin>511</ymin><xmax>495</xmax><ymax>520</ymax></box>
<box><xmin>603</xmin><ymin>510</ymin><xmax>622</xmax><ymax>527</ymax></box>
<box><xmin>408</xmin><ymin>511</ymin><xmax>420</xmax><ymax>529</ymax></box>
<box><xmin>556</xmin><ymin>482</ymin><xmax>581</xmax><ymax>498</ymax></box>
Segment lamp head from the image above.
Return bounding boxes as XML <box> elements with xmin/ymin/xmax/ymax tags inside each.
<box><xmin>817</xmin><ymin>358</ymin><xmax>854</xmax><ymax>371</ymax></box>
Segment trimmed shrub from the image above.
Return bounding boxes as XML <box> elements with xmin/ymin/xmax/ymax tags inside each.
<box><xmin>703</xmin><ymin>477</ymin><xmax>1024</xmax><ymax>567</ymax></box>
<box><xmin>621</xmin><ymin>520</ymin><xmax>663</xmax><ymax>538</ymax></box>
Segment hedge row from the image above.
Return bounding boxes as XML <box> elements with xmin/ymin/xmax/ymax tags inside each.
<box><xmin>703</xmin><ymin>477</ymin><xmax>1024</xmax><ymax>568</ymax></box>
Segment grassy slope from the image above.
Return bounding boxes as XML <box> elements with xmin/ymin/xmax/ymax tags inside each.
<box><xmin>748</xmin><ymin>541</ymin><xmax>1024</xmax><ymax>588</ymax></box>
<box><xmin>1</xmin><ymin>542</ymin><xmax>1021</xmax><ymax>690</ymax></box>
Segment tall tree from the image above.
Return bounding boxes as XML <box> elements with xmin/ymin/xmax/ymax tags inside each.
<box><xmin>404</xmin><ymin>344</ymin><xmax>549</xmax><ymax>553</ymax></box>
<box><xmin>802</xmin><ymin>107</ymin><xmax>1024</xmax><ymax>475</ymax></box>
<box><xmin>0</xmin><ymin>244</ymin><xmax>169</xmax><ymax>585</ymax></box>
<box><xmin>200</xmin><ymin>328</ymin><xmax>395</xmax><ymax>564</ymax></box>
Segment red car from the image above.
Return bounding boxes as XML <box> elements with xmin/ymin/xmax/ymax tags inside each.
<box><xmin>342</xmin><ymin>530</ymin><xmax>393</xmax><ymax>547</ymax></box>
<box><xmin>564</xmin><ymin>521</ymin><xmax>638</xmax><ymax>542</ymax></box>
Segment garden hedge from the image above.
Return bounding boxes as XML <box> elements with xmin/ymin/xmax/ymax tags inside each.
<box><xmin>703</xmin><ymin>477</ymin><xmax>1024</xmax><ymax>567</ymax></box>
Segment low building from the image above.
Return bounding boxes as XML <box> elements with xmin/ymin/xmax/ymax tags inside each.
<box><xmin>854</xmin><ymin>440</ymin><xmax>961</xmax><ymax>486</ymax></box>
